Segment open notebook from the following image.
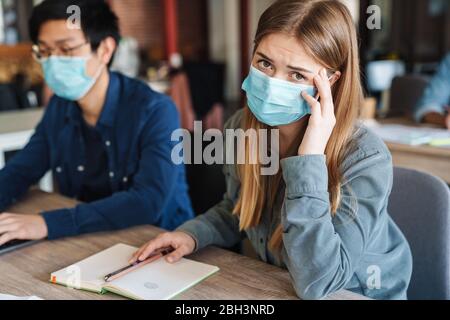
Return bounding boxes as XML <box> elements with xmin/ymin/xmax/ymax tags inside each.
<box><xmin>50</xmin><ymin>244</ymin><xmax>219</xmax><ymax>300</ymax></box>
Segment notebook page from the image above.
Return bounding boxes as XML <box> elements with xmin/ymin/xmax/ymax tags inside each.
<box><xmin>105</xmin><ymin>257</ymin><xmax>220</xmax><ymax>300</ymax></box>
<box><xmin>51</xmin><ymin>243</ymin><xmax>137</xmax><ymax>292</ymax></box>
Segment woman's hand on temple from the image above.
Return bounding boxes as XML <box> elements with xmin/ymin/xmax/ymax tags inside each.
<box><xmin>299</xmin><ymin>68</ymin><xmax>337</xmax><ymax>156</ymax></box>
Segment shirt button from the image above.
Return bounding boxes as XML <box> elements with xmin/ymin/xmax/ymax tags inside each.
<box><xmin>78</xmin><ymin>166</ymin><xmax>85</xmax><ymax>172</ymax></box>
<box><xmin>105</xmin><ymin>141</ymin><xmax>111</xmax><ymax>147</ymax></box>
<box><xmin>109</xmin><ymin>172</ymin><xmax>115</xmax><ymax>178</ymax></box>
<box><xmin>56</xmin><ymin>167</ymin><xmax>62</xmax><ymax>173</ymax></box>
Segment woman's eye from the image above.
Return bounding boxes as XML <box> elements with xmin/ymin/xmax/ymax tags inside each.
<box><xmin>258</xmin><ymin>60</ymin><xmax>272</xmax><ymax>70</ymax></box>
<box><xmin>292</xmin><ymin>72</ymin><xmax>305</xmax><ymax>82</ymax></box>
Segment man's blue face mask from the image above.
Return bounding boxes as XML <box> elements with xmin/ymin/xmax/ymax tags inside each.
<box><xmin>242</xmin><ymin>66</ymin><xmax>317</xmax><ymax>127</ymax></box>
<box><xmin>40</xmin><ymin>55</ymin><xmax>103</xmax><ymax>101</ymax></box>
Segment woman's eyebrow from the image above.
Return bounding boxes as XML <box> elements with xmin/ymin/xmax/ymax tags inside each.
<box><xmin>286</xmin><ymin>65</ymin><xmax>313</xmax><ymax>73</ymax></box>
<box><xmin>256</xmin><ymin>51</ymin><xmax>314</xmax><ymax>73</ymax></box>
<box><xmin>256</xmin><ymin>52</ymin><xmax>274</xmax><ymax>62</ymax></box>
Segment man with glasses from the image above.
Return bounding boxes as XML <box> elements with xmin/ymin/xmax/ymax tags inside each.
<box><xmin>0</xmin><ymin>0</ymin><xmax>194</xmax><ymax>247</ymax></box>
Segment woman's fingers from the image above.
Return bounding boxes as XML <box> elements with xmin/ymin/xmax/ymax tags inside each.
<box><xmin>301</xmin><ymin>91</ymin><xmax>321</xmax><ymax>117</ymax></box>
<box><xmin>314</xmin><ymin>69</ymin><xmax>334</xmax><ymax>117</ymax></box>
<box><xmin>129</xmin><ymin>234</ymin><xmax>172</xmax><ymax>263</ymax></box>
<box><xmin>138</xmin><ymin>236</ymin><xmax>171</xmax><ymax>261</ymax></box>
<box><xmin>130</xmin><ymin>232</ymin><xmax>196</xmax><ymax>265</ymax></box>
<box><xmin>130</xmin><ymin>242</ymin><xmax>150</xmax><ymax>263</ymax></box>
<box><xmin>165</xmin><ymin>245</ymin><xmax>189</xmax><ymax>264</ymax></box>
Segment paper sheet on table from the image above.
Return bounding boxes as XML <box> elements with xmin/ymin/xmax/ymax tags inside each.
<box><xmin>0</xmin><ymin>293</ymin><xmax>43</xmax><ymax>300</ymax></box>
<box><xmin>370</xmin><ymin>124</ymin><xmax>450</xmax><ymax>146</ymax></box>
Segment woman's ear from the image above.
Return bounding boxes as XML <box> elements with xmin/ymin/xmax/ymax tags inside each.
<box><xmin>329</xmin><ymin>71</ymin><xmax>342</xmax><ymax>86</ymax></box>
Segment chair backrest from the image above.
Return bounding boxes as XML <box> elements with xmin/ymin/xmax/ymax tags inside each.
<box><xmin>184</xmin><ymin>131</ymin><xmax>226</xmax><ymax>216</ymax></box>
<box><xmin>388</xmin><ymin>75</ymin><xmax>430</xmax><ymax>118</ymax></box>
<box><xmin>388</xmin><ymin>167</ymin><xmax>450</xmax><ymax>300</ymax></box>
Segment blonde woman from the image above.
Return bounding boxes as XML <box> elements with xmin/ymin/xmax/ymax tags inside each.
<box><xmin>132</xmin><ymin>0</ymin><xmax>412</xmax><ymax>300</ymax></box>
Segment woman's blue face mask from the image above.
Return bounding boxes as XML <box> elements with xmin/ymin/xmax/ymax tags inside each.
<box><xmin>242</xmin><ymin>66</ymin><xmax>317</xmax><ymax>127</ymax></box>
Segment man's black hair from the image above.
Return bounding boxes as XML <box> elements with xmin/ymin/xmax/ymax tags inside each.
<box><xmin>29</xmin><ymin>0</ymin><xmax>120</xmax><ymax>51</ymax></box>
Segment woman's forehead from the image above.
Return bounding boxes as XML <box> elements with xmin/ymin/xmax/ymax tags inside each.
<box><xmin>256</xmin><ymin>33</ymin><xmax>322</xmax><ymax>71</ymax></box>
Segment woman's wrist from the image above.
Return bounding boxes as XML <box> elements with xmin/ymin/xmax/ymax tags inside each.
<box><xmin>177</xmin><ymin>230</ymin><xmax>199</xmax><ymax>252</ymax></box>
<box><xmin>298</xmin><ymin>139</ymin><xmax>327</xmax><ymax>156</ymax></box>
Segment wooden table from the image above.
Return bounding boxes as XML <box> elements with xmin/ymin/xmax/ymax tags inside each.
<box><xmin>379</xmin><ymin>118</ymin><xmax>450</xmax><ymax>184</ymax></box>
<box><xmin>0</xmin><ymin>191</ymin><xmax>367</xmax><ymax>300</ymax></box>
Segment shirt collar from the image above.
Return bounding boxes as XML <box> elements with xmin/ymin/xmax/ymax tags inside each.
<box><xmin>64</xmin><ymin>71</ymin><xmax>120</xmax><ymax>128</ymax></box>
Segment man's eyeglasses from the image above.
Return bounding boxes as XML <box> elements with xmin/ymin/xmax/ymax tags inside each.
<box><xmin>32</xmin><ymin>42</ymin><xmax>89</xmax><ymax>61</ymax></box>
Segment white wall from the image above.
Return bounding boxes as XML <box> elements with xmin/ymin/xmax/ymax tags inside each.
<box><xmin>339</xmin><ymin>0</ymin><xmax>360</xmax><ymax>23</ymax></box>
<box><xmin>249</xmin><ymin>0</ymin><xmax>274</xmax><ymax>49</ymax></box>
<box><xmin>207</xmin><ymin>0</ymin><xmax>241</xmax><ymax>101</ymax></box>
<box><xmin>0</xmin><ymin>3</ymin><xmax>4</xmax><ymax>43</ymax></box>
<box><xmin>207</xmin><ymin>0</ymin><xmax>226</xmax><ymax>62</ymax></box>
<box><xmin>207</xmin><ymin>0</ymin><xmax>274</xmax><ymax>101</ymax></box>
<box><xmin>247</xmin><ymin>0</ymin><xmax>274</xmax><ymax>66</ymax></box>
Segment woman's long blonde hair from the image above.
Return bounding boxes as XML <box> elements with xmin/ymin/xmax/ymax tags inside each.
<box><xmin>233</xmin><ymin>0</ymin><xmax>363</xmax><ymax>252</ymax></box>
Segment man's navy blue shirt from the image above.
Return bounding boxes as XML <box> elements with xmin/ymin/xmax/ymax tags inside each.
<box><xmin>0</xmin><ymin>72</ymin><xmax>194</xmax><ymax>239</ymax></box>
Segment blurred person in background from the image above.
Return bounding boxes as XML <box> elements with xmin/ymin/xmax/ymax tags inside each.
<box><xmin>0</xmin><ymin>0</ymin><xmax>194</xmax><ymax>246</ymax></box>
<box><xmin>414</xmin><ymin>53</ymin><xmax>450</xmax><ymax>129</ymax></box>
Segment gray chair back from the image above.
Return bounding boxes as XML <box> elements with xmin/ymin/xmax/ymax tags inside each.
<box><xmin>388</xmin><ymin>167</ymin><xmax>450</xmax><ymax>300</ymax></box>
